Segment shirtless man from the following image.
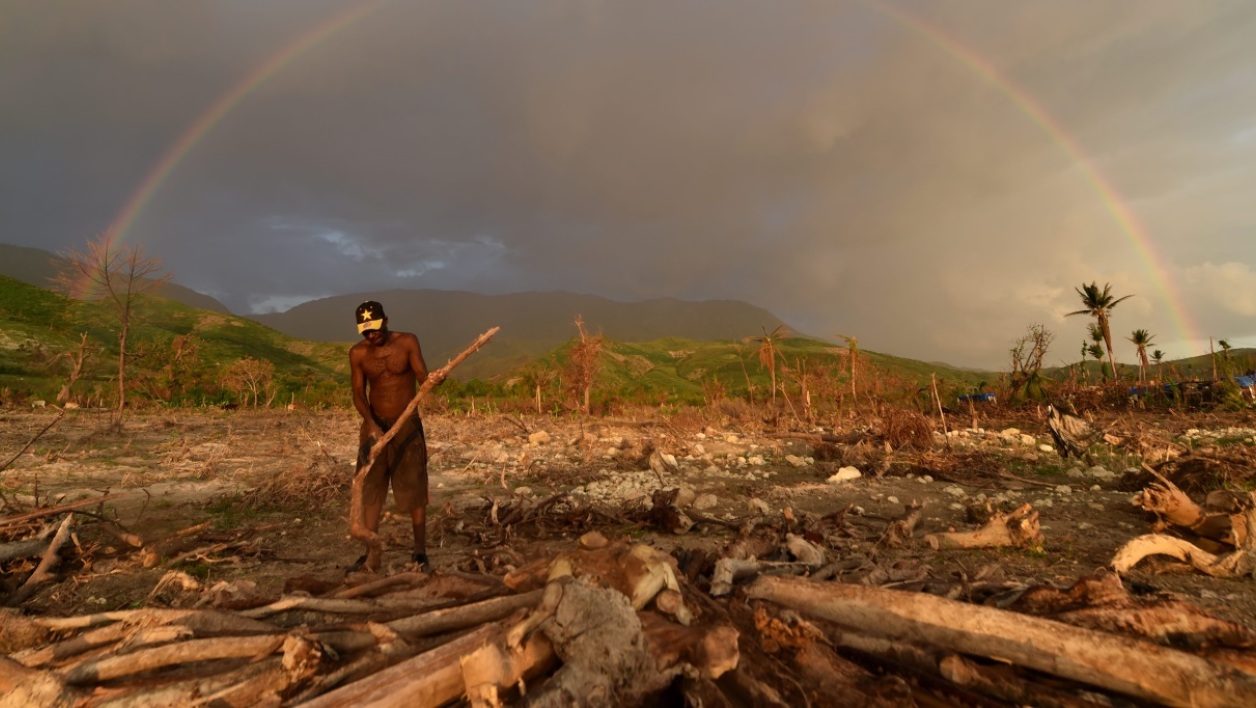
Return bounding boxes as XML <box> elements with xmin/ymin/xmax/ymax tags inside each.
<box><xmin>348</xmin><ymin>300</ymin><xmax>441</xmax><ymax>572</ymax></box>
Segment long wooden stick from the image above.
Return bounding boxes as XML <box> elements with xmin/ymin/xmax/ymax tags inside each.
<box><xmin>348</xmin><ymin>327</ymin><xmax>500</xmax><ymax>565</ymax></box>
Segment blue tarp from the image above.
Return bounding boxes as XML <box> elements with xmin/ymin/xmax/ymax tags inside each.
<box><xmin>957</xmin><ymin>392</ymin><xmax>996</xmax><ymax>404</ymax></box>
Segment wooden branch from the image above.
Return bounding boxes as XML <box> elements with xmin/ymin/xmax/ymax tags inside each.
<box><xmin>5</xmin><ymin>513</ymin><xmax>75</xmax><ymax>607</ymax></box>
<box><xmin>386</xmin><ymin>588</ymin><xmax>543</xmax><ymax>639</ymax></box>
<box><xmin>0</xmin><ymin>409</ymin><xmax>66</xmax><ymax>474</ymax></box>
<box><xmin>349</xmin><ymin>327</ymin><xmax>499</xmax><ymax>568</ymax></box>
<box><xmin>747</xmin><ymin>575</ymin><xmax>1256</xmax><ymax>707</ymax></box>
<box><xmin>923</xmin><ymin>502</ymin><xmax>1041</xmax><ymax>550</ymax></box>
<box><xmin>0</xmin><ymin>494</ymin><xmax>124</xmax><ymax>529</ymax></box>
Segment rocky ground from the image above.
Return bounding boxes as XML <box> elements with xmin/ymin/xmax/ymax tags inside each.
<box><xmin>2</xmin><ymin>405</ymin><xmax>1254</xmax><ymax>631</ymax></box>
<box><xmin>2</xmin><ymin>401</ymin><xmax>1256</xmax><ymax>702</ymax></box>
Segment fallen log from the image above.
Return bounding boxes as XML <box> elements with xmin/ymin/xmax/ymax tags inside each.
<box><xmin>302</xmin><ymin>623</ymin><xmax>503</xmax><ymax>708</ymax></box>
<box><xmin>59</xmin><ymin>633</ymin><xmax>285</xmax><ymax>685</ymax></box>
<box><xmin>747</xmin><ymin>575</ymin><xmax>1256</xmax><ymax>707</ymax></box>
<box><xmin>0</xmin><ymin>656</ymin><xmax>72</xmax><ymax>708</ymax></box>
<box><xmin>922</xmin><ymin>502</ymin><xmax>1041</xmax><ymax>550</ymax></box>
<box><xmin>350</xmin><ymin>327</ymin><xmax>499</xmax><ymax>571</ymax></box>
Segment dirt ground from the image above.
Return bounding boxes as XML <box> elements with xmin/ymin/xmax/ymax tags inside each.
<box><xmin>3</xmin><ymin>405</ymin><xmax>1256</xmax><ymax>634</ymax></box>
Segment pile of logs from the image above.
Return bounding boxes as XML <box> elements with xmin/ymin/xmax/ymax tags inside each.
<box><xmin>5</xmin><ymin>521</ymin><xmax>1256</xmax><ymax>707</ymax></box>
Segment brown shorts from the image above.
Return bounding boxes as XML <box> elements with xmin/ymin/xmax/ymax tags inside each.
<box><xmin>357</xmin><ymin>416</ymin><xmax>428</xmax><ymax>512</ymax></box>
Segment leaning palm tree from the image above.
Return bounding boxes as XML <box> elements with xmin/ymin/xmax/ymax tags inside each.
<box><xmin>1067</xmin><ymin>282</ymin><xmax>1133</xmax><ymax>380</ymax></box>
<box><xmin>1128</xmin><ymin>329</ymin><xmax>1155</xmax><ymax>382</ymax></box>
<box><xmin>746</xmin><ymin>325</ymin><xmax>791</xmax><ymax>405</ymax></box>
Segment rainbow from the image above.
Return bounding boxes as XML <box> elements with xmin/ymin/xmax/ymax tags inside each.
<box><xmin>859</xmin><ymin>0</ymin><xmax>1202</xmax><ymax>347</ymax></box>
<box><xmin>91</xmin><ymin>0</ymin><xmax>389</xmax><ymax>292</ymax></box>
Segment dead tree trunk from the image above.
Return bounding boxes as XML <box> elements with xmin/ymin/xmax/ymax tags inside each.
<box><xmin>747</xmin><ymin>575</ymin><xmax>1256</xmax><ymax>707</ymax></box>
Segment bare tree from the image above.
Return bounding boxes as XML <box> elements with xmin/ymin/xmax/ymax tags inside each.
<box><xmin>48</xmin><ymin>333</ymin><xmax>93</xmax><ymax>405</ymax></box>
<box><xmin>566</xmin><ymin>316</ymin><xmax>604</xmax><ymax>414</ymax></box>
<box><xmin>55</xmin><ymin>233</ymin><xmax>170</xmax><ymax>415</ymax></box>
<box><xmin>1009</xmin><ymin>324</ymin><xmax>1053</xmax><ymax>401</ymax></box>
<box><xmin>222</xmin><ymin>356</ymin><xmax>275</xmax><ymax>407</ymax></box>
<box><xmin>835</xmin><ymin>334</ymin><xmax>859</xmax><ymax>403</ymax></box>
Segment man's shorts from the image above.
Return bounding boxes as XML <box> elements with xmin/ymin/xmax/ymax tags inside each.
<box><xmin>357</xmin><ymin>416</ymin><xmax>428</xmax><ymax>512</ymax></box>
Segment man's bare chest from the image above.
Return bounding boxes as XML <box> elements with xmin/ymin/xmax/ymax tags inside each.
<box><xmin>363</xmin><ymin>348</ymin><xmax>409</xmax><ymax>377</ymax></box>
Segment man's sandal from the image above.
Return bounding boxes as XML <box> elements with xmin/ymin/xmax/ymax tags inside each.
<box><xmin>412</xmin><ymin>553</ymin><xmax>431</xmax><ymax>572</ymax></box>
<box><xmin>344</xmin><ymin>554</ymin><xmax>369</xmax><ymax>575</ymax></box>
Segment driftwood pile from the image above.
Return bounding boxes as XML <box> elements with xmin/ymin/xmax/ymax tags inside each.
<box><xmin>5</xmin><ymin>482</ymin><xmax>1256</xmax><ymax>707</ymax></box>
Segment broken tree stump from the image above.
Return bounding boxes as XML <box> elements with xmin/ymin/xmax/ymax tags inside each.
<box><xmin>923</xmin><ymin>502</ymin><xmax>1041</xmax><ymax>550</ymax></box>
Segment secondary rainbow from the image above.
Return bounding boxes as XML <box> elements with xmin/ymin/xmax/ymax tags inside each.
<box><xmin>860</xmin><ymin>0</ymin><xmax>1201</xmax><ymax>346</ymax></box>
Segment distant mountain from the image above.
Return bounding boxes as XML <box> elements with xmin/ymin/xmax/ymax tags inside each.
<box><xmin>249</xmin><ymin>289</ymin><xmax>795</xmax><ymax>380</ymax></box>
<box><xmin>0</xmin><ymin>243</ymin><xmax>230</xmax><ymax>314</ymax></box>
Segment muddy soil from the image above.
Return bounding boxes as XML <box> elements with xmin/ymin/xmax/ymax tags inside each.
<box><xmin>3</xmin><ymin>406</ymin><xmax>1255</xmax><ymax>632</ymax></box>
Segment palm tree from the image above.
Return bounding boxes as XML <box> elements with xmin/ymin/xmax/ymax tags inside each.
<box><xmin>1086</xmin><ymin>343</ymin><xmax>1106</xmax><ymax>377</ymax></box>
<box><xmin>747</xmin><ymin>325</ymin><xmax>791</xmax><ymax>404</ymax></box>
<box><xmin>1067</xmin><ymin>282</ymin><xmax>1133</xmax><ymax>380</ymax></box>
<box><xmin>1151</xmin><ymin>349</ymin><xmax>1165</xmax><ymax>381</ymax></box>
<box><xmin>1127</xmin><ymin>329</ymin><xmax>1155</xmax><ymax>382</ymax></box>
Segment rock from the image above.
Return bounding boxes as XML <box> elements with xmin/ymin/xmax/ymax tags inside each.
<box><xmin>528</xmin><ymin>430</ymin><xmax>551</xmax><ymax>445</ymax></box>
<box><xmin>674</xmin><ymin>487</ymin><xmax>696</xmax><ymax>507</ymax></box>
<box><xmin>827</xmin><ymin>466</ymin><xmax>862</xmax><ymax>483</ymax></box>
<box><xmin>513</xmin><ymin>486</ymin><xmax>533</xmax><ymax>497</ymax></box>
<box><xmin>784</xmin><ymin>454</ymin><xmax>809</xmax><ymax>468</ymax></box>
<box><xmin>1065</xmin><ymin>467</ymin><xmax>1085</xmax><ymax>479</ymax></box>
<box><xmin>942</xmin><ymin>485</ymin><xmax>967</xmax><ymax>499</ymax></box>
<box><xmin>649</xmin><ymin>450</ymin><xmax>679</xmax><ymax>475</ymax></box>
<box><xmin>693</xmin><ymin>493</ymin><xmax>719</xmax><ymax>511</ymax></box>
<box><xmin>1054</xmin><ymin>485</ymin><xmax>1072</xmax><ymax>495</ymax></box>
<box><xmin>1085</xmin><ymin>465</ymin><xmax>1116</xmax><ymax>481</ymax></box>
<box><xmin>748</xmin><ymin>498</ymin><xmax>771</xmax><ymax>514</ymax></box>
<box><xmin>1038</xmin><ymin>444</ymin><xmax>1055</xmax><ymax>453</ymax></box>
<box><xmin>1019</xmin><ymin>434</ymin><xmax>1035</xmax><ymax>446</ymax></box>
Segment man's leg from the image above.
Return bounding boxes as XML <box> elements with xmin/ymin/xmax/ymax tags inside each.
<box><xmin>362</xmin><ymin>495</ymin><xmax>384</xmax><ymax>570</ymax></box>
<box><xmin>410</xmin><ymin>505</ymin><xmax>428</xmax><ymax>569</ymax></box>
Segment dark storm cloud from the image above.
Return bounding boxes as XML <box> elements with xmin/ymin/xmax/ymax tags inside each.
<box><xmin>3</xmin><ymin>0</ymin><xmax>1255</xmax><ymax>368</ymax></box>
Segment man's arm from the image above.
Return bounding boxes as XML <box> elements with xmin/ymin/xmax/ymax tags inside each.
<box><xmin>405</xmin><ymin>333</ymin><xmax>440</xmax><ymax>386</ymax></box>
<box><xmin>349</xmin><ymin>345</ymin><xmax>382</xmax><ymax>438</ymax></box>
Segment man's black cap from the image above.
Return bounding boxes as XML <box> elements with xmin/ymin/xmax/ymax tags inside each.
<box><xmin>355</xmin><ymin>301</ymin><xmax>385</xmax><ymax>334</ymax></box>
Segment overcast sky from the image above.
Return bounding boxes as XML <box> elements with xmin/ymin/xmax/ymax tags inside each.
<box><xmin>3</xmin><ymin>0</ymin><xmax>1255</xmax><ymax>369</ymax></box>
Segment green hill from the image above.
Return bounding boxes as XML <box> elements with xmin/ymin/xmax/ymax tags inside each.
<box><xmin>0</xmin><ymin>274</ymin><xmax>346</xmax><ymax>407</ymax></box>
<box><xmin>1</xmin><ymin>273</ymin><xmax>1001</xmax><ymax>411</ymax></box>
